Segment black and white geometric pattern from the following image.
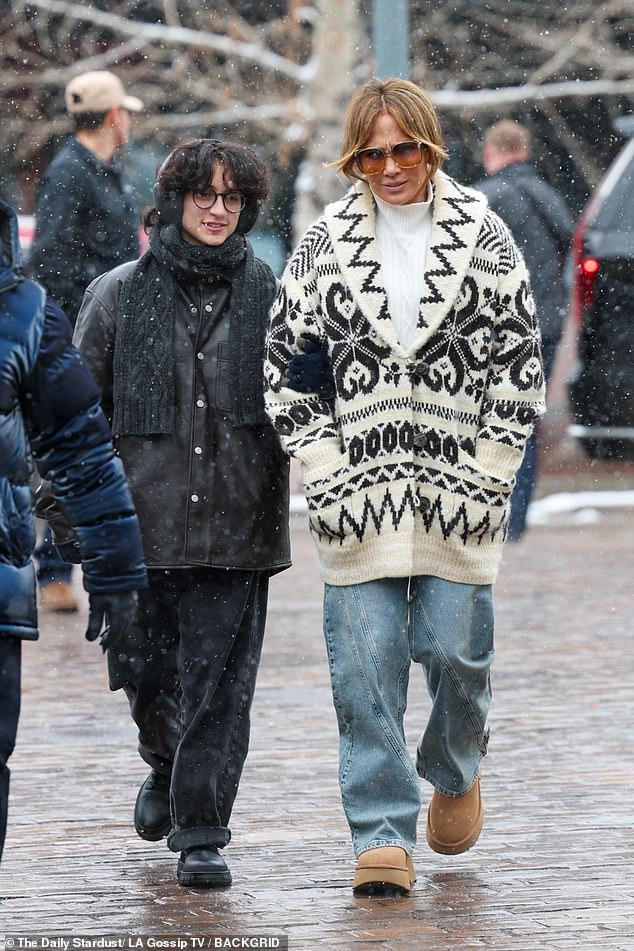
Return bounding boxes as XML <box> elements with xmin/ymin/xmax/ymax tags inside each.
<box><xmin>264</xmin><ymin>171</ymin><xmax>545</xmax><ymax>587</ymax></box>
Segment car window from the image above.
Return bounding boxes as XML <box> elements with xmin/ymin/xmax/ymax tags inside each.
<box><xmin>592</xmin><ymin>143</ymin><xmax>634</xmax><ymax>235</ymax></box>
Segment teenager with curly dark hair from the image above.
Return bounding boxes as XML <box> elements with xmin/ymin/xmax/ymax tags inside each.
<box><xmin>73</xmin><ymin>138</ymin><xmax>290</xmax><ymax>888</ymax></box>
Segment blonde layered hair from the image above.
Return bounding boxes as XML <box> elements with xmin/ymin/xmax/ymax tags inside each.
<box><xmin>329</xmin><ymin>78</ymin><xmax>448</xmax><ymax>182</ymax></box>
<box><xmin>483</xmin><ymin>120</ymin><xmax>531</xmax><ymax>155</ymax></box>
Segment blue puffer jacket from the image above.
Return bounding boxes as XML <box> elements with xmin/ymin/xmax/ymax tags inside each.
<box><xmin>0</xmin><ymin>199</ymin><xmax>146</xmax><ymax>640</ymax></box>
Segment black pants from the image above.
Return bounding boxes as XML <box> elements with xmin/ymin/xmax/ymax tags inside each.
<box><xmin>107</xmin><ymin>567</ymin><xmax>269</xmax><ymax>852</ymax></box>
<box><xmin>0</xmin><ymin>637</ymin><xmax>22</xmax><ymax>862</ymax></box>
<box><xmin>35</xmin><ymin>523</ymin><xmax>73</xmax><ymax>585</ymax></box>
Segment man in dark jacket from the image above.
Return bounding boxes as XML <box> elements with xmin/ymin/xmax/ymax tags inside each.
<box><xmin>73</xmin><ymin>139</ymin><xmax>290</xmax><ymax>888</ymax></box>
<box><xmin>0</xmin><ymin>199</ymin><xmax>147</xmax><ymax>862</ymax></box>
<box><xmin>28</xmin><ymin>69</ymin><xmax>143</xmax><ymax>612</ymax></box>
<box><xmin>475</xmin><ymin>120</ymin><xmax>574</xmax><ymax>539</ymax></box>
<box><xmin>29</xmin><ymin>69</ymin><xmax>142</xmax><ymax>323</ymax></box>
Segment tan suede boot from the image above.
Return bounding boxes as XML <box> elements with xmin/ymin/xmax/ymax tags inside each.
<box><xmin>352</xmin><ymin>846</ymin><xmax>413</xmax><ymax>895</ymax></box>
<box><xmin>426</xmin><ymin>777</ymin><xmax>483</xmax><ymax>855</ymax></box>
<box><xmin>40</xmin><ymin>581</ymin><xmax>79</xmax><ymax>613</ymax></box>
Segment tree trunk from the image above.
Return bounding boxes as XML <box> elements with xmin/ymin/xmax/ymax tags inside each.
<box><xmin>292</xmin><ymin>0</ymin><xmax>363</xmax><ymax>242</ymax></box>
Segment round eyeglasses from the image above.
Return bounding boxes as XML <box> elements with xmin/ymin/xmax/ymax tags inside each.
<box><xmin>354</xmin><ymin>140</ymin><xmax>425</xmax><ymax>176</ymax></box>
<box><xmin>192</xmin><ymin>189</ymin><xmax>246</xmax><ymax>214</ymax></box>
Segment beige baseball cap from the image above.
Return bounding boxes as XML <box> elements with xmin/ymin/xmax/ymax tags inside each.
<box><xmin>65</xmin><ymin>70</ymin><xmax>144</xmax><ymax>114</ymax></box>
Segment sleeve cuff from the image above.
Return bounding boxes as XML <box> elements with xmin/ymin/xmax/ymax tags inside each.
<box><xmin>296</xmin><ymin>438</ymin><xmax>346</xmax><ymax>471</ymax></box>
<box><xmin>475</xmin><ymin>439</ymin><xmax>524</xmax><ymax>483</ymax></box>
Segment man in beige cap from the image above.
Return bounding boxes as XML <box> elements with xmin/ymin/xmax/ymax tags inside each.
<box><xmin>29</xmin><ymin>69</ymin><xmax>144</xmax><ymax>614</ymax></box>
<box><xmin>30</xmin><ymin>70</ymin><xmax>144</xmax><ymax>323</ymax></box>
<box><xmin>64</xmin><ymin>70</ymin><xmax>144</xmax><ymax>117</ymax></box>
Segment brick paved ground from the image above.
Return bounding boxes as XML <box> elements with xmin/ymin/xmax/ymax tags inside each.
<box><xmin>2</xmin><ymin>479</ymin><xmax>634</xmax><ymax>950</ymax></box>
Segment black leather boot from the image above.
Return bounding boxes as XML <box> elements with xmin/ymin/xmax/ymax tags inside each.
<box><xmin>177</xmin><ymin>847</ymin><xmax>232</xmax><ymax>887</ymax></box>
<box><xmin>134</xmin><ymin>769</ymin><xmax>171</xmax><ymax>841</ymax></box>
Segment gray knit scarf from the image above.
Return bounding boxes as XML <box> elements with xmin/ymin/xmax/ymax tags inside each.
<box><xmin>112</xmin><ymin>223</ymin><xmax>277</xmax><ymax>435</ymax></box>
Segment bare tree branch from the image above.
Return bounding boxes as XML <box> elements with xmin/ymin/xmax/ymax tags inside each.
<box><xmin>2</xmin><ymin>39</ymin><xmax>151</xmax><ymax>88</ymax></box>
<box><xmin>26</xmin><ymin>0</ymin><xmax>312</xmax><ymax>83</ymax></box>
<box><xmin>528</xmin><ymin>0</ymin><xmax>634</xmax><ymax>84</ymax></box>
<box><xmin>2</xmin><ymin>0</ymin><xmax>633</xmax><ymax>220</ymax></box>
<box><xmin>431</xmin><ymin>78</ymin><xmax>634</xmax><ymax>111</ymax></box>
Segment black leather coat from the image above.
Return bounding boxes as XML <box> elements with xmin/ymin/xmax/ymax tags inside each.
<box><xmin>74</xmin><ymin>259</ymin><xmax>290</xmax><ymax>574</ymax></box>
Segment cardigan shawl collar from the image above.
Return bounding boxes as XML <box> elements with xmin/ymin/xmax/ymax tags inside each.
<box><xmin>323</xmin><ymin>171</ymin><xmax>489</xmax><ymax>356</ymax></box>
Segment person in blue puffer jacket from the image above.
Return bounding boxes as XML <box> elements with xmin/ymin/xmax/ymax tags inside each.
<box><xmin>0</xmin><ymin>199</ymin><xmax>147</xmax><ymax>862</ymax></box>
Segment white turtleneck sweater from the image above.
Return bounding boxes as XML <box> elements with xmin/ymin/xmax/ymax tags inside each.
<box><xmin>374</xmin><ymin>185</ymin><xmax>433</xmax><ymax>350</ymax></box>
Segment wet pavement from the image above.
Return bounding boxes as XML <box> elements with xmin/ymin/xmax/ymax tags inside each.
<box><xmin>2</xmin><ymin>474</ymin><xmax>634</xmax><ymax>950</ymax></box>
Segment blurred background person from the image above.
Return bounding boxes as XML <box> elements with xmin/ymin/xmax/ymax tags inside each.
<box><xmin>475</xmin><ymin>120</ymin><xmax>574</xmax><ymax>540</ymax></box>
<box><xmin>28</xmin><ymin>69</ymin><xmax>143</xmax><ymax>612</ymax></box>
<box><xmin>0</xmin><ymin>198</ymin><xmax>146</xmax><ymax>863</ymax></box>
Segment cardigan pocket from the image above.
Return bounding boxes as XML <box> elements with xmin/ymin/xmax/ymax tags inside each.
<box><xmin>302</xmin><ymin>452</ymin><xmax>356</xmax><ymax>540</ymax></box>
<box><xmin>453</xmin><ymin>447</ymin><xmax>514</xmax><ymax>536</ymax></box>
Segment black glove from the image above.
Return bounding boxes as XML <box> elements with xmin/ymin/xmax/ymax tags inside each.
<box><xmin>55</xmin><ymin>539</ymin><xmax>83</xmax><ymax>565</ymax></box>
<box><xmin>286</xmin><ymin>335</ymin><xmax>335</xmax><ymax>399</ymax></box>
<box><xmin>85</xmin><ymin>591</ymin><xmax>139</xmax><ymax>653</ymax></box>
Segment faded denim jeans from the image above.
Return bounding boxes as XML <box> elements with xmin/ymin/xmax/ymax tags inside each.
<box><xmin>323</xmin><ymin>576</ymin><xmax>494</xmax><ymax>857</ymax></box>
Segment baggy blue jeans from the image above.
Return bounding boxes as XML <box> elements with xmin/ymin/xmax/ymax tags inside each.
<box><xmin>323</xmin><ymin>576</ymin><xmax>494</xmax><ymax>857</ymax></box>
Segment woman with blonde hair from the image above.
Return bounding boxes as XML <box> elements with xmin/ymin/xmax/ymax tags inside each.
<box><xmin>266</xmin><ymin>79</ymin><xmax>544</xmax><ymax>894</ymax></box>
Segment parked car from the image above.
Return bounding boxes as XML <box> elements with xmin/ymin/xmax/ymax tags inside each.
<box><xmin>568</xmin><ymin>120</ymin><xmax>634</xmax><ymax>460</ymax></box>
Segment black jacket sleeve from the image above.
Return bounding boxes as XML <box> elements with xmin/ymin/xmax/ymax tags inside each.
<box><xmin>28</xmin><ymin>163</ymin><xmax>89</xmax><ymax>320</ymax></box>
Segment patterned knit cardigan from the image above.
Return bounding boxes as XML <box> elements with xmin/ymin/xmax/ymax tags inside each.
<box><xmin>264</xmin><ymin>172</ymin><xmax>546</xmax><ymax>586</ymax></box>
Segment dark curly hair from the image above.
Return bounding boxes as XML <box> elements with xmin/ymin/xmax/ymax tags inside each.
<box><xmin>144</xmin><ymin>138</ymin><xmax>270</xmax><ymax>229</ymax></box>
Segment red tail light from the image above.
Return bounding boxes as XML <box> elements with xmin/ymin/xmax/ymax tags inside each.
<box><xmin>578</xmin><ymin>256</ymin><xmax>600</xmax><ymax>316</ymax></box>
<box><xmin>581</xmin><ymin>257</ymin><xmax>600</xmax><ymax>277</ymax></box>
<box><xmin>571</xmin><ymin>211</ymin><xmax>601</xmax><ymax>322</ymax></box>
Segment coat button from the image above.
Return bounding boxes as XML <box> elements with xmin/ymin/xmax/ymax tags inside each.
<box><xmin>414</xmin><ymin>432</ymin><xmax>427</xmax><ymax>448</ymax></box>
<box><xmin>197</xmin><ymin>352</ymin><xmax>204</xmax><ymax>360</ymax></box>
<box><xmin>194</xmin><ymin>446</ymin><xmax>203</xmax><ymax>455</ymax></box>
<box><xmin>417</xmin><ymin>494</ymin><xmax>431</xmax><ymax>512</ymax></box>
<box><xmin>191</xmin><ymin>494</ymin><xmax>199</xmax><ymax>502</ymax></box>
<box><xmin>196</xmin><ymin>398</ymin><xmax>205</xmax><ymax>408</ymax></box>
